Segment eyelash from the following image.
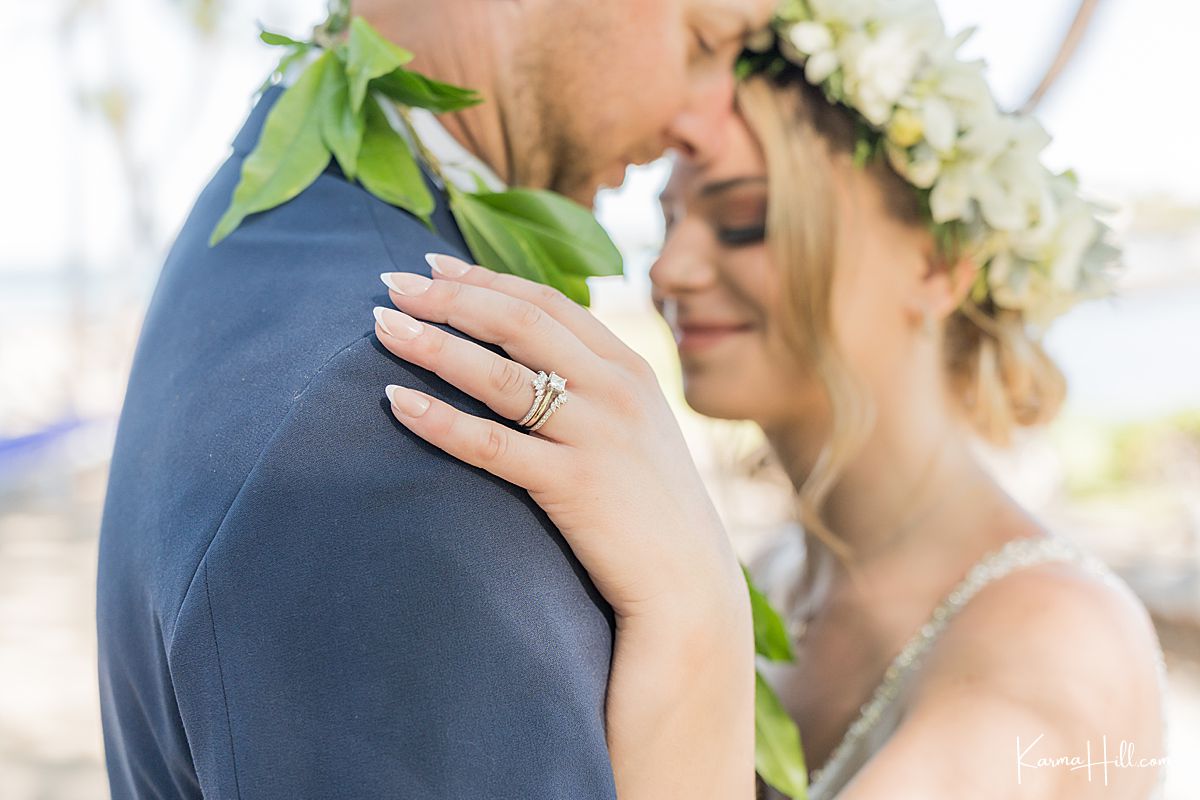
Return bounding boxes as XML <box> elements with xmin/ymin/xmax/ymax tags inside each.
<box><xmin>717</xmin><ymin>226</ymin><xmax>767</xmax><ymax>247</ymax></box>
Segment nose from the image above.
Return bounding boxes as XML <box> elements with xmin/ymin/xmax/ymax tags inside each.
<box><xmin>662</xmin><ymin>66</ymin><xmax>736</xmax><ymax>166</ymax></box>
<box><xmin>650</xmin><ymin>219</ymin><xmax>720</xmax><ymax>307</ymax></box>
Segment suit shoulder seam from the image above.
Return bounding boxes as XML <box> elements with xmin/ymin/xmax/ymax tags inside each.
<box><xmin>166</xmin><ymin>329</ymin><xmax>374</xmax><ymax>652</ymax></box>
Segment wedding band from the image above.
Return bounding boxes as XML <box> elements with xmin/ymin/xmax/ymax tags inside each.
<box><xmin>519</xmin><ymin>371</ymin><xmax>568</xmax><ymax>432</ymax></box>
<box><xmin>518</xmin><ymin>371</ymin><xmax>550</xmax><ymax>427</ymax></box>
<box><xmin>527</xmin><ymin>391</ymin><xmax>568</xmax><ymax>433</ymax></box>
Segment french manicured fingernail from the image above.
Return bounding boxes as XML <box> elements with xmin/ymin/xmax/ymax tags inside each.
<box><xmin>380</xmin><ymin>271</ymin><xmax>432</xmax><ymax>295</ymax></box>
<box><xmin>426</xmin><ymin>253</ymin><xmax>471</xmax><ymax>277</ymax></box>
<box><xmin>373</xmin><ymin>306</ymin><xmax>423</xmax><ymax>339</ymax></box>
<box><xmin>386</xmin><ymin>385</ymin><xmax>430</xmax><ymax>417</ymax></box>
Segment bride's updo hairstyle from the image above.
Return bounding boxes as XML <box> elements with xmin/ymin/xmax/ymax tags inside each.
<box><xmin>736</xmin><ymin>72</ymin><xmax>1066</xmax><ymax>552</ymax></box>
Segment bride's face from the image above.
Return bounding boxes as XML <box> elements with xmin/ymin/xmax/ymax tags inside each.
<box><xmin>651</xmin><ymin>113</ymin><xmax>825</xmax><ymax>428</ymax></box>
<box><xmin>651</xmin><ymin>110</ymin><xmax>929</xmax><ymax>431</ymax></box>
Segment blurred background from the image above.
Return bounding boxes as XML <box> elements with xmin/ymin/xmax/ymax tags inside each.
<box><xmin>1</xmin><ymin>0</ymin><xmax>1197</xmax><ymax>797</ymax></box>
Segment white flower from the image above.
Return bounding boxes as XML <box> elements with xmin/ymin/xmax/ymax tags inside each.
<box><xmin>808</xmin><ymin>0</ymin><xmax>877</xmax><ymax>28</ymax></box>
<box><xmin>837</xmin><ymin>2</ymin><xmax>944</xmax><ymax>127</ymax></box>
<box><xmin>784</xmin><ymin>22</ymin><xmax>841</xmax><ymax>83</ymax></box>
<box><xmin>976</xmin><ymin>117</ymin><xmax>1052</xmax><ymax>231</ymax></box>
<box><xmin>887</xmin><ymin>140</ymin><xmax>942</xmax><ymax>188</ymax></box>
<box><xmin>986</xmin><ymin>250</ymin><xmax>1033</xmax><ymax>308</ymax></box>
<box><xmin>920</xmin><ymin>96</ymin><xmax>957</xmax><ymax>152</ymax></box>
<box><xmin>930</xmin><ymin>163</ymin><xmax>980</xmax><ymax>223</ymax></box>
<box><xmin>906</xmin><ymin>38</ymin><xmax>995</xmax><ymax>143</ymax></box>
<box><xmin>788</xmin><ymin>21</ymin><xmax>833</xmax><ymax>54</ymax></box>
<box><xmin>760</xmin><ymin>0</ymin><xmax>1121</xmax><ymax>323</ymax></box>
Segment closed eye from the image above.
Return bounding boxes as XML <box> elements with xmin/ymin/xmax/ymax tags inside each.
<box><xmin>717</xmin><ymin>226</ymin><xmax>766</xmax><ymax>247</ymax></box>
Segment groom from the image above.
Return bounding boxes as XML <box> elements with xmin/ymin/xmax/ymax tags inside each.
<box><xmin>96</xmin><ymin>0</ymin><xmax>772</xmax><ymax>797</ymax></box>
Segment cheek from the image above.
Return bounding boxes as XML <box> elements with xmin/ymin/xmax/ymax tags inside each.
<box><xmin>725</xmin><ymin>252</ymin><xmax>783</xmax><ymax>357</ymax></box>
<box><xmin>718</xmin><ymin>248</ymin><xmax>776</xmax><ymax>317</ymax></box>
<box><xmin>734</xmin><ymin>261</ymin><xmax>835</xmax><ymax>422</ymax></box>
<box><xmin>586</xmin><ymin>9</ymin><xmax>688</xmax><ymax>136</ymax></box>
<box><xmin>684</xmin><ymin>254</ymin><xmax>814</xmax><ymax>420</ymax></box>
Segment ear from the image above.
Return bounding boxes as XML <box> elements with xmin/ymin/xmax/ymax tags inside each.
<box><xmin>911</xmin><ymin>251</ymin><xmax>979</xmax><ymax>326</ymax></box>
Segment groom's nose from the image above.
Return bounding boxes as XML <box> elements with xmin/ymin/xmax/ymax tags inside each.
<box><xmin>663</xmin><ymin>68</ymin><xmax>736</xmax><ymax>165</ymax></box>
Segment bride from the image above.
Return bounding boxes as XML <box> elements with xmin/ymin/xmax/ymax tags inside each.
<box><xmin>370</xmin><ymin>4</ymin><xmax>1167</xmax><ymax>798</ymax></box>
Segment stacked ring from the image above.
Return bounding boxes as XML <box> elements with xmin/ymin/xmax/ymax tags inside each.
<box><xmin>519</xmin><ymin>371</ymin><xmax>569</xmax><ymax>433</ymax></box>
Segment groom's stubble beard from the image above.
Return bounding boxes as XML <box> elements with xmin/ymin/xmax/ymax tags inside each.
<box><xmin>508</xmin><ymin>4</ymin><xmax>654</xmax><ymax>206</ymax></box>
<box><xmin>525</xmin><ymin>64</ymin><xmax>600</xmax><ymax>205</ymax></box>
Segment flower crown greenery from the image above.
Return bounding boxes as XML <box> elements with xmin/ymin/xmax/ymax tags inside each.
<box><xmin>208</xmin><ymin>2</ymin><xmax>621</xmax><ymax>306</ymax></box>
<box><xmin>737</xmin><ymin>0</ymin><xmax>1122</xmax><ymax>327</ymax></box>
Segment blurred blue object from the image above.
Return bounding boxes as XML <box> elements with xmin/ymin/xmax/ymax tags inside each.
<box><xmin>0</xmin><ymin>417</ymin><xmax>88</xmax><ymax>483</ymax></box>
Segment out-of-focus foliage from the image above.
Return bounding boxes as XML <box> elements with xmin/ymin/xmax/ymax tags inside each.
<box><xmin>1056</xmin><ymin>411</ymin><xmax>1200</xmax><ymax>497</ymax></box>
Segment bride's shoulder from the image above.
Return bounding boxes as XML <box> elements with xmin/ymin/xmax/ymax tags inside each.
<box><xmin>840</xmin><ymin>539</ymin><xmax>1168</xmax><ymax>798</ymax></box>
<box><xmin>914</xmin><ymin>536</ymin><xmax>1165</xmax><ymax>751</ymax></box>
<box><xmin>934</xmin><ymin>538</ymin><xmax>1160</xmax><ymax>670</ymax></box>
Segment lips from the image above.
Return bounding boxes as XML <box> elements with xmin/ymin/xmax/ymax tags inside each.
<box><xmin>675</xmin><ymin>321</ymin><xmax>755</xmax><ymax>352</ymax></box>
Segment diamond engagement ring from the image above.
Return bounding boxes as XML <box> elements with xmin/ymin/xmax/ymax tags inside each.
<box><xmin>519</xmin><ymin>371</ymin><xmax>568</xmax><ymax>433</ymax></box>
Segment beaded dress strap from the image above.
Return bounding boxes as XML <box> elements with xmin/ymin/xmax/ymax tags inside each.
<box><xmin>808</xmin><ymin>536</ymin><xmax>1089</xmax><ymax>796</ymax></box>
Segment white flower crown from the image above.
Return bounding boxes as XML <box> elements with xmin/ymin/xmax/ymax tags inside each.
<box><xmin>742</xmin><ymin>0</ymin><xmax>1121</xmax><ymax>326</ymax></box>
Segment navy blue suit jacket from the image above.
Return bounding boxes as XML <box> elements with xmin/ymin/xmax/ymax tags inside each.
<box><xmin>97</xmin><ymin>84</ymin><xmax>618</xmax><ymax>799</ymax></box>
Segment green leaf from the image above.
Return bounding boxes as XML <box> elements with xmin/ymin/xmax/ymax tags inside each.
<box><xmin>453</xmin><ymin>188</ymin><xmax>622</xmax><ymax>280</ymax></box>
<box><xmin>345</xmin><ymin>16</ymin><xmax>414</xmax><ymax>113</ymax></box>
<box><xmin>449</xmin><ymin>188</ymin><xmax>623</xmax><ymax>306</ymax></box>
<box><xmin>256</xmin><ymin>44</ymin><xmax>312</xmax><ymax>94</ymax></box>
<box><xmin>852</xmin><ymin>137</ymin><xmax>875</xmax><ymax>169</ymax></box>
<box><xmin>742</xmin><ymin>564</ymin><xmax>795</xmax><ymax>662</ymax></box>
<box><xmin>323</xmin><ymin>0</ymin><xmax>351</xmax><ymax>36</ymax></box>
<box><xmin>356</xmin><ymin>95</ymin><xmax>434</xmax><ymax>222</ymax></box>
<box><xmin>316</xmin><ymin>55</ymin><xmax>364</xmax><ymax>180</ymax></box>
<box><xmin>258</xmin><ymin>27</ymin><xmax>307</xmax><ymax>48</ymax></box>
<box><xmin>450</xmin><ymin>189</ymin><xmax>558</xmax><ymax>290</ymax></box>
<box><xmin>756</xmin><ymin>671</ymin><xmax>809</xmax><ymax>799</ymax></box>
<box><xmin>210</xmin><ymin>51</ymin><xmax>334</xmax><ymax>247</ymax></box>
<box><xmin>371</xmin><ymin>67</ymin><xmax>483</xmax><ymax>113</ymax></box>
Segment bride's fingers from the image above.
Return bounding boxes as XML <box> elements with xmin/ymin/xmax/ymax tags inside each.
<box><xmin>384</xmin><ymin>384</ymin><xmax>562</xmax><ymax>492</ymax></box>
<box><xmin>380</xmin><ymin>272</ymin><xmax>607</xmax><ymax>386</ymax></box>
<box><xmin>425</xmin><ymin>253</ymin><xmax>635</xmax><ymax>365</ymax></box>
<box><xmin>373</xmin><ymin>305</ymin><xmax>579</xmax><ymax>437</ymax></box>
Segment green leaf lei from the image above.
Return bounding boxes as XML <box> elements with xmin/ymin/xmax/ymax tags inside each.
<box><xmin>210</xmin><ymin>8</ymin><xmax>622</xmax><ymax>306</ymax></box>
<box><xmin>218</xmin><ymin>5</ymin><xmax>806</xmax><ymax>794</ymax></box>
<box><xmin>745</xmin><ymin>564</ymin><xmax>810</xmax><ymax>799</ymax></box>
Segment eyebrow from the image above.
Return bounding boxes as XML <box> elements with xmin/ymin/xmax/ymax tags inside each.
<box><xmin>700</xmin><ymin>176</ymin><xmax>768</xmax><ymax>197</ymax></box>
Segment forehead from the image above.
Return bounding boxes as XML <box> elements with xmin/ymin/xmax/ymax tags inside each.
<box><xmin>688</xmin><ymin>0</ymin><xmax>775</xmax><ymax>33</ymax></box>
<box><xmin>664</xmin><ymin>111</ymin><xmax>766</xmax><ymax>201</ymax></box>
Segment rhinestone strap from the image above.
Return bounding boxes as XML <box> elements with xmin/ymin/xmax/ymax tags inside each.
<box><xmin>806</xmin><ymin>535</ymin><xmax>1155</xmax><ymax>798</ymax></box>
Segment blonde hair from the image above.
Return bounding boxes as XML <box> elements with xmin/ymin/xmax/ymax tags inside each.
<box><xmin>735</xmin><ymin>74</ymin><xmax>1066</xmax><ymax>556</ymax></box>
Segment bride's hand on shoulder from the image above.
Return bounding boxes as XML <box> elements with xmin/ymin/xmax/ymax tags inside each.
<box><xmin>373</xmin><ymin>253</ymin><xmax>748</xmax><ymax>630</ymax></box>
